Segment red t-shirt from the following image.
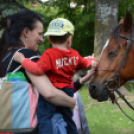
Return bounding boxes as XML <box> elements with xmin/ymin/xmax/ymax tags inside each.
<box><xmin>22</xmin><ymin>48</ymin><xmax>93</xmax><ymax>89</ymax></box>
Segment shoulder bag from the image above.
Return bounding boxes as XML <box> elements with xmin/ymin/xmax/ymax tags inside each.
<box><xmin>0</xmin><ymin>49</ymin><xmax>39</xmax><ymax>133</ymax></box>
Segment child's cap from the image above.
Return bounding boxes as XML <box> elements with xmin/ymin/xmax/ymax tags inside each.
<box><xmin>44</xmin><ymin>18</ymin><xmax>75</xmax><ymax>36</ymax></box>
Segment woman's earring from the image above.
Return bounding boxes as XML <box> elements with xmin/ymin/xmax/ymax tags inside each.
<box><xmin>26</xmin><ymin>38</ymin><xmax>28</xmax><ymax>41</ymax></box>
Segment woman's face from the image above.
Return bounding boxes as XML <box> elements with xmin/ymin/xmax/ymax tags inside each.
<box><xmin>25</xmin><ymin>21</ymin><xmax>44</xmax><ymax>51</ymax></box>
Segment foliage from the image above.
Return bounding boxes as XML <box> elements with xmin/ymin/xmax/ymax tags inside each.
<box><xmin>119</xmin><ymin>0</ymin><xmax>134</xmax><ymax>21</ymax></box>
<box><xmin>124</xmin><ymin>82</ymin><xmax>134</xmax><ymax>94</ymax></box>
<box><xmin>0</xmin><ymin>0</ymin><xmax>43</xmax><ymax>30</ymax></box>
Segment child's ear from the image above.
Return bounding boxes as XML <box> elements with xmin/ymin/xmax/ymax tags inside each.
<box><xmin>68</xmin><ymin>35</ymin><xmax>72</xmax><ymax>45</ymax></box>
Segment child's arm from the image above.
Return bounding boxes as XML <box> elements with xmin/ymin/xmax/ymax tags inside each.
<box><xmin>76</xmin><ymin>52</ymin><xmax>97</xmax><ymax>70</ymax></box>
<box><xmin>79</xmin><ymin>69</ymin><xmax>95</xmax><ymax>84</ymax></box>
<box><xmin>71</xmin><ymin>69</ymin><xmax>95</xmax><ymax>92</ymax></box>
<box><xmin>14</xmin><ymin>52</ymin><xmax>45</xmax><ymax>75</ymax></box>
<box><xmin>22</xmin><ymin>58</ymin><xmax>44</xmax><ymax>75</ymax></box>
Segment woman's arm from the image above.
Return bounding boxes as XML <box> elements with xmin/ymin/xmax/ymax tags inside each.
<box><xmin>26</xmin><ymin>70</ymin><xmax>76</xmax><ymax>109</ymax></box>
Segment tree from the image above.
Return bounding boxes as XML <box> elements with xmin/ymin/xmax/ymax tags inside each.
<box><xmin>94</xmin><ymin>0</ymin><xmax>134</xmax><ymax>58</ymax></box>
<box><xmin>94</xmin><ymin>0</ymin><xmax>119</xmax><ymax>58</ymax></box>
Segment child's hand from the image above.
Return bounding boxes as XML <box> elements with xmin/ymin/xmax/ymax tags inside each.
<box><xmin>84</xmin><ymin>53</ymin><xmax>97</xmax><ymax>69</ymax></box>
<box><xmin>84</xmin><ymin>53</ymin><xmax>94</xmax><ymax>59</ymax></box>
<box><xmin>91</xmin><ymin>60</ymin><xmax>98</xmax><ymax>69</ymax></box>
<box><xmin>80</xmin><ymin>69</ymin><xmax>95</xmax><ymax>84</ymax></box>
<box><xmin>14</xmin><ymin>52</ymin><xmax>25</xmax><ymax>64</ymax></box>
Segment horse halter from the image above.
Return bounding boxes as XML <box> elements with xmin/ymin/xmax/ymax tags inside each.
<box><xmin>106</xmin><ymin>26</ymin><xmax>134</xmax><ymax>121</ymax></box>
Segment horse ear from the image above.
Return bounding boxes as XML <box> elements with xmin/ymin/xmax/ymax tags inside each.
<box><xmin>123</xmin><ymin>11</ymin><xmax>133</xmax><ymax>32</ymax></box>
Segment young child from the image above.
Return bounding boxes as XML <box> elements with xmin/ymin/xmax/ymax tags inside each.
<box><xmin>14</xmin><ymin>18</ymin><xmax>97</xmax><ymax>134</ymax></box>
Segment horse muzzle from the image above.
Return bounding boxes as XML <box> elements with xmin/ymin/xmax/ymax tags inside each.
<box><xmin>88</xmin><ymin>83</ymin><xmax>109</xmax><ymax>102</ymax></box>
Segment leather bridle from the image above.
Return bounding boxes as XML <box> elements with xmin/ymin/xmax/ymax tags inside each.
<box><xmin>106</xmin><ymin>28</ymin><xmax>134</xmax><ymax>121</ymax></box>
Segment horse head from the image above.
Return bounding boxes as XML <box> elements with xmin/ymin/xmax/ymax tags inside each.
<box><xmin>89</xmin><ymin>11</ymin><xmax>134</xmax><ymax>102</ymax></box>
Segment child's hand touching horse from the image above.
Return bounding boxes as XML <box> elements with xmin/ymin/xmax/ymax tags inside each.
<box><xmin>84</xmin><ymin>53</ymin><xmax>98</xmax><ymax>70</ymax></box>
<box><xmin>79</xmin><ymin>69</ymin><xmax>95</xmax><ymax>85</ymax></box>
<box><xmin>91</xmin><ymin>60</ymin><xmax>98</xmax><ymax>69</ymax></box>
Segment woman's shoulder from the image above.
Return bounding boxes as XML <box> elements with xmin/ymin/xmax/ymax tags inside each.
<box><xmin>19</xmin><ymin>48</ymin><xmax>37</xmax><ymax>58</ymax></box>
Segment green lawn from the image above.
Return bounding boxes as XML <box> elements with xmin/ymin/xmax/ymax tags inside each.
<box><xmin>78</xmin><ymin>84</ymin><xmax>134</xmax><ymax>134</ymax></box>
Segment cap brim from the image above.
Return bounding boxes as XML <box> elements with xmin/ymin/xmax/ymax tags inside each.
<box><xmin>44</xmin><ymin>31</ymin><xmax>67</xmax><ymax>36</ymax></box>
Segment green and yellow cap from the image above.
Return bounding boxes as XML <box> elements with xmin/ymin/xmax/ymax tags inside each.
<box><xmin>44</xmin><ymin>18</ymin><xmax>75</xmax><ymax>36</ymax></box>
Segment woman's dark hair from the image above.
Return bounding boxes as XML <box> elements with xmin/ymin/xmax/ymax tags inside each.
<box><xmin>49</xmin><ymin>33</ymin><xmax>71</xmax><ymax>44</ymax></box>
<box><xmin>0</xmin><ymin>9</ymin><xmax>43</xmax><ymax>76</ymax></box>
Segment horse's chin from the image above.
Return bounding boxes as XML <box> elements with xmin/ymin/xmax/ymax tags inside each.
<box><xmin>88</xmin><ymin>83</ymin><xmax>109</xmax><ymax>102</ymax></box>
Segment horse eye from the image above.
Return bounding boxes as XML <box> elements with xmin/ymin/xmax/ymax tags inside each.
<box><xmin>108</xmin><ymin>50</ymin><xmax>118</xmax><ymax>57</ymax></box>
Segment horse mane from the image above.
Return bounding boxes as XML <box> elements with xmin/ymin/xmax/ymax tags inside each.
<box><xmin>110</xmin><ymin>23</ymin><xmax>134</xmax><ymax>43</ymax></box>
<box><xmin>110</xmin><ymin>24</ymin><xmax>123</xmax><ymax>43</ymax></box>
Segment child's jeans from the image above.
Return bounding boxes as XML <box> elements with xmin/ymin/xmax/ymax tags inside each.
<box><xmin>57</xmin><ymin>88</ymin><xmax>78</xmax><ymax>134</ymax></box>
<box><xmin>37</xmin><ymin>88</ymin><xmax>78</xmax><ymax>134</ymax></box>
<box><xmin>51</xmin><ymin>113</ymin><xmax>67</xmax><ymax>134</ymax></box>
<box><xmin>37</xmin><ymin>95</ymin><xmax>56</xmax><ymax>134</ymax></box>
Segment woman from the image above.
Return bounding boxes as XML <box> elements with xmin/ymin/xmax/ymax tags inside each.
<box><xmin>0</xmin><ymin>9</ymin><xmax>93</xmax><ymax>134</ymax></box>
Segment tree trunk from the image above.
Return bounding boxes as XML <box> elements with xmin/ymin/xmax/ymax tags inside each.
<box><xmin>94</xmin><ymin>0</ymin><xmax>119</xmax><ymax>58</ymax></box>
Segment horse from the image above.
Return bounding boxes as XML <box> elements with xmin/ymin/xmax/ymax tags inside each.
<box><xmin>88</xmin><ymin>11</ymin><xmax>134</xmax><ymax>103</ymax></box>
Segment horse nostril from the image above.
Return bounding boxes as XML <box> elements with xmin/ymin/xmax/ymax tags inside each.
<box><xmin>89</xmin><ymin>84</ymin><xmax>97</xmax><ymax>92</ymax></box>
<box><xmin>89</xmin><ymin>83</ymin><xmax>109</xmax><ymax>101</ymax></box>
<box><xmin>88</xmin><ymin>84</ymin><xmax>98</xmax><ymax>99</ymax></box>
<box><xmin>91</xmin><ymin>84</ymin><xmax>97</xmax><ymax>90</ymax></box>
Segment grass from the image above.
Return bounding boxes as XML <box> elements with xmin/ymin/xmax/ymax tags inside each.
<box><xmin>78</xmin><ymin>84</ymin><xmax>134</xmax><ymax>134</ymax></box>
<box><xmin>124</xmin><ymin>82</ymin><xmax>134</xmax><ymax>94</ymax></box>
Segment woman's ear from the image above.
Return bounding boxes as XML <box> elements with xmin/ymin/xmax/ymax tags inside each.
<box><xmin>23</xmin><ymin>28</ymin><xmax>29</xmax><ymax>38</ymax></box>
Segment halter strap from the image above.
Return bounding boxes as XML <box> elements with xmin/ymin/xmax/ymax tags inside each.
<box><xmin>107</xmin><ymin>25</ymin><xmax>134</xmax><ymax>121</ymax></box>
<box><xmin>113</xmin><ymin>38</ymin><xmax>134</xmax><ymax>121</ymax></box>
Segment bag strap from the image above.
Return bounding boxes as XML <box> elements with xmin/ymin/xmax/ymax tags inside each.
<box><xmin>12</xmin><ymin>56</ymin><xmax>39</xmax><ymax>73</ymax></box>
<box><xmin>6</xmin><ymin>48</ymin><xmax>25</xmax><ymax>73</ymax></box>
<box><xmin>6</xmin><ymin>48</ymin><xmax>40</xmax><ymax>74</ymax></box>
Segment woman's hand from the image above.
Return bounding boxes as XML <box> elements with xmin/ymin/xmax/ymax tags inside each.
<box><xmin>14</xmin><ymin>52</ymin><xmax>25</xmax><ymax>64</ymax></box>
